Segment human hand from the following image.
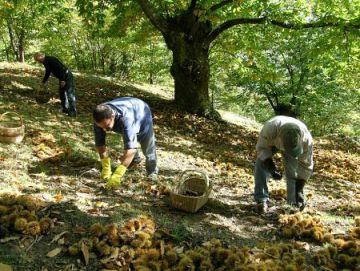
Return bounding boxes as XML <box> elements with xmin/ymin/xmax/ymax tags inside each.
<box><xmin>105</xmin><ymin>165</ymin><xmax>127</xmax><ymax>189</ymax></box>
<box><xmin>272</xmin><ymin>170</ymin><xmax>282</xmax><ymax>180</ymax></box>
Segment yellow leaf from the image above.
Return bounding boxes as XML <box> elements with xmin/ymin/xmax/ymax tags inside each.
<box><xmin>53</xmin><ymin>194</ymin><xmax>63</xmax><ymax>202</ymax></box>
<box><xmin>81</xmin><ymin>242</ymin><xmax>89</xmax><ymax>265</ymax></box>
<box><xmin>50</xmin><ymin>231</ymin><xmax>68</xmax><ymax>244</ymax></box>
<box><xmin>46</xmin><ymin>247</ymin><xmax>62</xmax><ymax>258</ymax></box>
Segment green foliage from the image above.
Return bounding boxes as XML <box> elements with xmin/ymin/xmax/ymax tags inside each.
<box><xmin>0</xmin><ymin>0</ymin><xmax>359</xmax><ymax>135</ymax></box>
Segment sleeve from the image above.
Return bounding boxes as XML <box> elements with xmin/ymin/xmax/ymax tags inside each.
<box><xmin>256</xmin><ymin>124</ymin><xmax>275</xmax><ymax>161</ymax></box>
<box><xmin>121</xmin><ymin>116</ymin><xmax>138</xmax><ymax>149</ymax></box>
<box><xmin>94</xmin><ymin>123</ymin><xmax>106</xmax><ymax>147</ymax></box>
<box><xmin>297</xmin><ymin>137</ymin><xmax>314</xmax><ymax>180</ymax></box>
<box><xmin>42</xmin><ymin>63</ymin><xmax>51</xmax><ymax>83</ymax></box>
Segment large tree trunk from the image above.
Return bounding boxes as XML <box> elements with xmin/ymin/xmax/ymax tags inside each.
<box><xmin>170</xmin><ymin>41</ymin><xmax>210</xmax><ymax>114</ymax></box>
<box><xmin>164</xmin><ymin>13</ymin><xmax>212</xmax><ymax>115</ymax></box>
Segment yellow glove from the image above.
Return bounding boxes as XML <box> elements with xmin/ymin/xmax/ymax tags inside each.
<box><xmin>105</xmin><ymin>165</ymin><xmax>127</xmax><ymax>189</ymax></box>
<box><xmin>100</xmin><ymin>157</ymin><xmax>112</xmax><ymax>180</ymax></box>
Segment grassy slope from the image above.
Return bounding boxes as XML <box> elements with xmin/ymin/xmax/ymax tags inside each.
<box><xmin>0</xmin><ymin>62</ymin><xmax>359</xmax><ymax>270</ymax></box>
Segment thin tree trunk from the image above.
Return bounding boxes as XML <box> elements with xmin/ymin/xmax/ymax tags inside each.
<box><xmin>1</xmin><ymin>35</ymin><xmax>11</xmax><ymax>61</ymax></box>
<box><xmin>18</xmin><ymin>31</ymin><xmax>25</xmax><ymax>62</ymax></box>
<box><xmin>7</xmin><ymin>22</ymin><xmax>18</xmax><ymax>61</ymax></box>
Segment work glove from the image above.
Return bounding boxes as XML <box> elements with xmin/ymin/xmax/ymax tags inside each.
<box><xmin>105</xmin><ymin>165</ymin><xmax>127</xmax><ymax>189</ymax></box>
<box><xmin>263</xmin><ymin>158</ymin><xmax>282</xmax><ymax>180</ymax></box>
<box><xmin>100</xmin><ymin>157</ymin><xmax>112</xmax><ymax>180</ymax></box>
<box><xmin>295</xmin><ymin>179</ymin><xmax>306</xmax><ymax>211</ymax></box>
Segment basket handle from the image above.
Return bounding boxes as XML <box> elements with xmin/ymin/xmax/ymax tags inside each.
<box><xmin>0</xmin><ymin>112</ymin><xmax>23</xmax><ymax>126</ymax></box>
<box><xmin>175</xmin><ymin>169</ymin><xmax>210</xmax><ymax>191</ymax></box>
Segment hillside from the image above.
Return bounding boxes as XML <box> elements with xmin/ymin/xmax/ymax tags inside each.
<box><xmin>0</xmin><ymin>62</ymin><xmax>359</xmax><ymax>270</ymax></box>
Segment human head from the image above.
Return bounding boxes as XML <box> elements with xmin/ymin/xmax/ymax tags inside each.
<box><xmin>93</xmin><ymin>104</ymin><xmax>115</xmax><ymax>132</ymax></box>
<box><xmin>34</xmin><ymin>52</ymin><xmax>45</xmax><ymax>63</ymax></box>
<box><xmin>280</xmin><ymin>123</ymin><xmax>303</xmax><ymax>157</ymax></box>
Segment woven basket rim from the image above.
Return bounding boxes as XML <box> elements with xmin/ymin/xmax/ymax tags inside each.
<box><xmin>0</xmin><ymin>112</ymin><xmax>23</xmax><ymax>129</ymax></box>
<box><xmin>172</xmin><ymin>169</ymin><xmax>212</xmax><ymax>198</ymax></box>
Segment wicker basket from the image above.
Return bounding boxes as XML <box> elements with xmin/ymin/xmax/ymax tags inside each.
<box><xmin>170</xmin><ymin>170</ymin><xmax>212</xmax><ymax>213</ymax></box>
<box><xmin>35</xmin><ymin>85</ymin><xmax>51</xmax><ymax>104</ymax></box>
<box><xmin>0</xmin><ymin>112</ymin><xmax>25</xmax><ymax>143</ymax></box>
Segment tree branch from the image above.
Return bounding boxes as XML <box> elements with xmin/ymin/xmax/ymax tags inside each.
<box><xmin>265</xmin><ymin>92</ymin><xmax>277</xmax><ymax>111</ymax></box>
<box><xmin>136</xmin><ymin>0</ymin><xmax>168</xmax><ymax>34</ymax></box>
<box><xmin>188</xmin><ymin>0</ymin><xmax>197</xmax><ymax>12</ymax></box>
<box><xmin>268</xmin><ymin>18</ymin><xmax>359</xmax><ymax>29</ymax></box>
<box><xmin>208</xmin><ymin>17</ymin><xmax>266</xmax><ymax>42</ymax></box>
<box><xmin>207</xmin><ymin>16</ymin><xmax>359</xmax><ymax>44</ymax></box>
<box><xmin>209</xmin><ymin>0</ymin><xmax>235</xmax><ymax>12</ymax></box>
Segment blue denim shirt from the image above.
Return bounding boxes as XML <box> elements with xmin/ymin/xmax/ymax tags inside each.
<box><xmin>94</xmin><ymin>97</ymin><xmax>153</xmax><ymax>149</ymax></box>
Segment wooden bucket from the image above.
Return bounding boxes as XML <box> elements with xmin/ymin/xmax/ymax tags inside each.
<box><xmin>170</xmin><ymin>170</ymin><xmax>212</xmax><ymax>213</ymax></box>
<box><xmin>0</xmin><ymin>112</ymin><xmax>25</xmax><ymax>143</ymax></box>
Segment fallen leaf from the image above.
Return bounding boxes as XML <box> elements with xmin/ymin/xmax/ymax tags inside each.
<box><xmin>94</xmin><ymin>201</ymin><xmax>107</xmax><ymax>208</ymax></box>
<box><xmin>0</xmin><ymin>237</ymin><xmax>20</xmax><ymax>243</ymax></box>
<box><xmin>53</xmin><ymin>193</ymin><xmax>63</xmax><ymax>202</ymax></box>
<box><xmin>293</xmin><ymin>241</ymin><xmax>310</xmax><ymax>251</ymax></box>
<box><xmin>46</xmin><ymin>247</ymin><xmax>62</xmax><ymax>258</ymax></box>
<box><xmin>81</xmin><ymin>242</ymin><xmax>89</xmax><ymax>265</ymax></box>
<box><xmin>174</xmin><ymin>246</ymin><xmax>184</xmax><ymax>254</ymax></box>
<box><xmin>50</xmin><ymin>231</ymin><xmax>68</xmax><ymax>244</ymax></box>
<box><xmin>57</xmin><ymin>238</ymin><xmax>65</xmax><ymax>245</ymax></box>
<box><xmin>87</xmin><ymin>208</ymin><xmax>99</xmax><ymax>214</ymax></box>
<box><xmin>73</xmin><ymin>226</ymin><xmax>86</xmax><ymax>234</ymax></box>
<box><xmin>160</xmin><ymin>240</ymin><xmax>165</xmax><ymax>257</ymax></box>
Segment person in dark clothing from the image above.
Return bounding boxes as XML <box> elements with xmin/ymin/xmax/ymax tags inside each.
<box><xmin>34</xmin><ymin>52</ymin><xmax>77</xmax><ymax>116</ymax></box>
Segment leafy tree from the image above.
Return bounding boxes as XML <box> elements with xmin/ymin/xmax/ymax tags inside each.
<box><xmin>0</xmin><ymin>0</ymin><xmax>60</xmax><ymax>62</ymax></box>
<box><xmin>76</xmin><ymin>0</ymin><xmax>359</xmax><ymax>115</ymax></box>
<box><xmin>209</xmin><ymin>22</ymin><xmax>359</xmax><ymax>135</ymax></box>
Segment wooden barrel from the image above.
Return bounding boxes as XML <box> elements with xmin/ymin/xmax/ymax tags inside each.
<box><xmin>0</xmin><ymin>112</ymin><xmax>25</xmax><ymax>143</ymax></box>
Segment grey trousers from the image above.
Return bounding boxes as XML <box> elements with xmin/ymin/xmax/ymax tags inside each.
<box><xmin>254</xmin><ymin>156</ymin><xmax>298</xmax><ymax>204</ymax></box>
<box><xmin>133</xmin><ymin>127</ymin><xmax>158</xmax><ymax>175</ymax></box>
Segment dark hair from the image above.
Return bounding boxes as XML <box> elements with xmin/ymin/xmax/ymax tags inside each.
<box><xmin>93</xmin><ymin>104</ymin><xmax>113</xmax><ymax>122</ymax></box>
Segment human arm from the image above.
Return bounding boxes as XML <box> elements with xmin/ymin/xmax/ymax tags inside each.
<box><xmin>297</xmin><ymin>136</ymin><xmax>314</xmax><ymax>180</ymax></box>
<box><xmin>263</xmin><ymin>158</ymin><xmax>282</xmax><ymax>180</ymax></box>
<box><xmin>42</xmin><ymin>63</ymin><xmax>51</xmax><ymax>83</ymax></box>
<box><xmin>94</xmin><ymin>124</ymin><xmax>111</xmax><ymax>180</ymax></box>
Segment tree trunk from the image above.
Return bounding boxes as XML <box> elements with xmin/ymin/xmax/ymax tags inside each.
<box><xmin>164</xmin><ymin>14</ymin><xmax>212</xmax><ymax>115</ymax></box>
<box><xmin>1</xmin><ymin>35</ymin><xmax>11</xmax><ymax>61</ymax></box>
<box><xmin>7</xmin><ymin>23</ymin><xmax>18</xmax><ymax>61</ymax></box>
<box><xmin>18</xmin><ymin>32</ymin><xmax>25</xmax><ymax>62</ymax></box>
<box><xmin>170</xmin><ymin>42</ymin><xmax>210</xmax><ymax>114</ymax></box>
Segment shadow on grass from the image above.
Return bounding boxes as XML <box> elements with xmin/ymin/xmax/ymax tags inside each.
<box><xmin>28</xmin><ymin>152</ymin><xmax>98</xmax><ymax>177</ymax></box>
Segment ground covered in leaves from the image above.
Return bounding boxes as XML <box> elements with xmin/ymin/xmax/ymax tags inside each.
<box><xmin>0</xmin><ymin>62</ymin><xmax>359</xmax><ymax>271</ymax></box>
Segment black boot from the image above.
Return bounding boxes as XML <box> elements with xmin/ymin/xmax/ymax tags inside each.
<box><xmin>295</xmin><ymin>179</ymin><xmax>306</xmax><ymax>211</ymax></box>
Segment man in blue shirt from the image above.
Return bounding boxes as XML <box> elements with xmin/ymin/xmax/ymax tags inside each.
<box><xmin>93</xmin><ymin>97</ymin><xmax>158</xmax><ymax>188</ymax></box>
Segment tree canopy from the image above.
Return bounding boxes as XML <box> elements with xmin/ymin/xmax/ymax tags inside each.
<box><xmin>0</xmin><ymin>0</ymin><xmax>359</xmax><ymax>135</ymax></box>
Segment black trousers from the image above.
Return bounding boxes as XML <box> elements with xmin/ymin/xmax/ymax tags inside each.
<box><xmin>59</xmin><ymin>71</ymin><xmax>77</xmax><ymax>115</ymax></box>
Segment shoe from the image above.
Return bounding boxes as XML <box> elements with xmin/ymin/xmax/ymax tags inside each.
<box><xmin>67</xmin><ymin>111</ymin><xmax>77</xmax><ymax>117</ymax></box>
<box><xmin>255</xmin><ymin>202</ymin><xmax>268</xmax><ymax>214</ymax></box>
<box><xmin>128</xmin><ymin>158</ymin><xmax>142</xmax><ymax>170</ymax></box>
